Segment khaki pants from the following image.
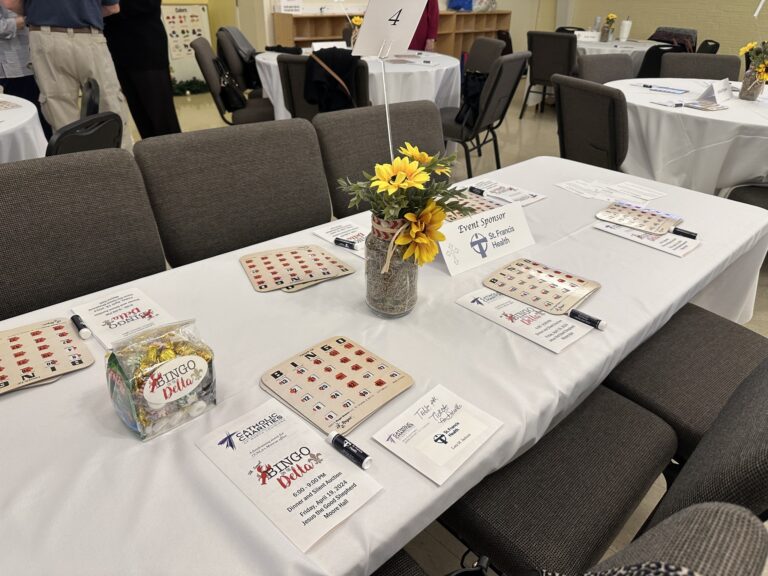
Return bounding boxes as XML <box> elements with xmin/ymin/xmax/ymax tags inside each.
<box><xmin>28</xmin><ymin>27</ymin><xmax>133</xmax><ymax>150</ymax></box>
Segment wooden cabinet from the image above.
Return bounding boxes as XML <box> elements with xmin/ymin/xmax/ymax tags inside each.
<box><xmin>273</xmin><ymin>11</ymin><xmax>511</xmax><ymax>57</ymax></box>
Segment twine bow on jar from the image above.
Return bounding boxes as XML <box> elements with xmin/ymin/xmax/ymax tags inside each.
<box><xmin>371</xmin><ymin>216</ymin><xmax>409</xmax><ymax>274</ymax></box>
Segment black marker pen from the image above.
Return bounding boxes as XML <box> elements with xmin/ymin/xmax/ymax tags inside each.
<box><xmin>568</xmin><ymin>309</ymin><xmax>606</xmax><ymax>331</ymax></box>
<box><xmin>327</xmin><ymin>431</ymin><xmax>372</xmax><ymax>470</ymax></box>
<box><xmin>334</xmin><ymin>237</ymin><xmax>362</xmax><ymax>250</ymax></box>
<box><xmin>672</xmin><ymin>227</ymin><xmax>697</xmax><ymax>240</ymax></box>
<box><xmin>468</xmin><ymin>185</ymin><xmax>485</xmax><ymax>196</ymax></box>
<box><xmin>70</xmin><ymin>314</ymin><xmax>92</xmax><ymax>339</ymax></box>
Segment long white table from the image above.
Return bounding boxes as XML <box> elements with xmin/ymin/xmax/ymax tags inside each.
<box><xmin>609</xmin><ymin>78</ymin><xmax>768</xmax><ymax>195</ymax></box>
<box><xmin>578</xmin><ymin>39</ymin><xmax>660</xmax><ymax>76</ymax></box>
<box><xmin>0</xmin><ymin>93</ymin><xmax>47</xmax><ymax>163</ymax></box>
<box><xmin>2</xmin><ymin>157</ymin><xmax>767</xmax><ymax>575</ymax></box>
<box><xmin>255</xmin><ymin>50</ymin><xmax>461</xmax><ymax>120</ymax></box>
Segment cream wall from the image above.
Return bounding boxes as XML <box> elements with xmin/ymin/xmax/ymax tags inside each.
<box><xmin>570</xmin><ymin>0</ymin><xmax>765</xmax><ymax>60</ymax></box>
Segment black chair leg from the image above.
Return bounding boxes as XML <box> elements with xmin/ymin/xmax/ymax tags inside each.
<box><xmin>519</xmin><ymin>84</ymin><xmax>533</xmax><ymax>119</ymax></box>
<box><xmin>490</xmin><ymin>129</ymin><xmax>501</xmax><ymax>170</ymax></box>
<box><xmin>476</xmin><ymin>136</ymin><xmax>482</xmax><ymax>157</ymax></box>
<box><xmin>460</xmin><ymin>141</ymin><xmax>473</xmax><ymax>179</ymax></box>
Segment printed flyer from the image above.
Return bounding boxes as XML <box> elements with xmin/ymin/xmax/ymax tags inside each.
<box><xmin>373</xmin><ymin>385</ymin><xmax>501</xmax><ymax>485</ymax></box>
<box><xmin>196</xmin><ymin>398</ymin><xmax>381</xmax><ymax>552</ymax></box>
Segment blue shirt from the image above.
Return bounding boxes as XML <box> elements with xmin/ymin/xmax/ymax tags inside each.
<box><xmin>0</xmin><ymin>7</ymin><xmax>32</xmax><ymax>78</ymax></box>
<box><xmin>23</xmin><ymin>0</ymin><xmax>120</xmax><ymax>30</ymax></box>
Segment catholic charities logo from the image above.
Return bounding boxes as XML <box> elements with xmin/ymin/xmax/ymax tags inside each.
<box><xmin>217</xmin><ymin>412</ymin><xmax>285</xmax><ymax>451</ymax></box>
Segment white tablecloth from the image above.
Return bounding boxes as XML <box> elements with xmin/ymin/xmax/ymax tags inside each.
<box><xmin>0</xmin><ymin>93</ymin><xmax>47</xmax><ymax>163</ymax></box>
<box><xmin>2</xmin><ymin>157</ymin><xmax>767</xmax><ymax>576</ymax></box>
<box><xmin>578</xmin><ymin>39</ymin><xmax>660</xmax><ymax>76</ymax></box>
<box><xmin>255</xmin><ymin>50</ymin><xmax>461</xmax><ymax>120</ymax></box>
<box><xmin>608</xmin><ymin>78</ymin><xmax>768</xmax><ymax>194</ymax></box>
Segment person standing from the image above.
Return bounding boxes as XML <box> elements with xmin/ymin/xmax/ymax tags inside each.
<box><xmin>409</xmin><ymin>0</ymin><xmax>439</xmax><ymax>52</ymax></box>
<box><xmin>0</xmin><ymin>0</ymin><xmax>133</xmax><ymax>149</ymax></box>
<box><xmin>104</xmin><ymin>0</ymin><xmax>181</xmax><ymax>139</ymax></box>
<box><xmin>0</xmin><ymin>6</ymin><xmax>50</xmax><ymax>137</ymax></box>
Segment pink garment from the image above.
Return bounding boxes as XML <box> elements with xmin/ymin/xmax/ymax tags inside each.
<box><xmin>408</xmin><ymin>0</ymin><xmax>439</xmax><ymax>50</ymax></box>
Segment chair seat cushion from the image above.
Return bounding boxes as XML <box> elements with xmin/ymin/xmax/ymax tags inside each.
<box><xmin>372</xmin><ymin>550</ymin><xmax>427</xmax><ymax>576</ymax></box>
<box><xmin>605</xmin><ymin>304</ymin><xmax>768</xmax><ymax>460</ymax></box>
<box><xmin>439</xmin><ymin>386</ymin><xmax>677</xmax><ymax>575</ymax></box>
<box><xmin>440</xmin><ymin>106</ymin><xmax>465</xmax><ymax>141</ymax></box>
<box><xmin>233</xmin><ymin>98</ymin><xmax>275</xmax><ymax>124</ymax></box>
<box><xmin>729</xmin><ymin>186</ymin><xmax>768</xmax><ymax>211</ymax></box>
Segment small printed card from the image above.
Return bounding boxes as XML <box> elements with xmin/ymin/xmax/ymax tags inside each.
<box><xmin>468</xmin><ymin>180</ymin><xmax>547</xmax><ymax>207</ymax></box>
<box><xmin>0</xmin><ymin>99</ymin><xmax>21</xmax><ymax>111</ymax></box>
<box><xmin>312</xmin><ymin>222</ymin><xmax>370</xmax><ymax>259</ymax></box>
<box><xmin>595</xmin><ymin>201</ymin><xmax>683</xmax><ymax>235</ymax></box>
<box><xmin>196</xmin><ymin>398</ymin><xmax>381</xmax><ymax>552</ymax></box>
<box><xmin>593</xmin><ymin>221</ymin><xmax>700</xmax><ymax>257</ymax></box>
<box><xmin>557</xmin><ymin>180</ymin><xmax>666</xmax><ymax>204</ymax></box>
<box><xmin>457</xmin><ymin>288</ymin><xmax>593</xmax><ymax>353</ymax></box>
<box><xmin>71</xmin><ymin>289</ymin><xmax>174</xmax><ymax>349</ymax></box>
<box><xmin>698</xmin><ymin>78</ymin><xmax>732</xmax><ymax>104</ymax></box>
<box><xmin>373</xmin><ymin>385</ymin><xmax>502</xmax><ymax>485</ymax></box>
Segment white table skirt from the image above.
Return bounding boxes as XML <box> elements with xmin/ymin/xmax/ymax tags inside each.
<box><xmin>1</xmin><ymin>157</ymin><xmax>767</xmax><ymax>576</ymax></box>
<box><xmin>578</xmin><ymin>39</ymin><xmax>659</xmax><ymax>76</ymax></box>
<box><xmin>256</xmin><ymin>51</ymin><xmax>461</xmax><ymax>120</ymax></box>
<box><xmin>0</xmin><ymin>93</ymin><xmax>47</xmax><ymax>163</ymax></box>
<box><xmin>608</xmin><ymin>78</ymin><xmax>768</xmax><ymax>194</ymax></box>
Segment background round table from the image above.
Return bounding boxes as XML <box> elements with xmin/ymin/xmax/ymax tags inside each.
<box><xmin>607</xmin><ymin>78</ymin><xmax>768</xmax><ymax>194</ymax></box>
<box><xmin>577</xmin><ymin>39</ymin><xmax>660</xmax><ymax>76</ymax></box>
<box><xmin>255</xmin><ymin>51</ymin><xmax>461</xmax><ymax>120</ymax></box>
<box><xmin>0</xmin><ymin>93</ymin><xmax>47</xmax><ymax>163</ymax></box>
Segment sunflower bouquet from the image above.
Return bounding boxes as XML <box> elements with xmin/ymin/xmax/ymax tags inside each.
<box><xmin>339</xmin><ymin>142</ymin><xmax>470</xmax><ymax>266</ymax></box>
<box><xmin>605</xmin><ymin>13</ymin><xmax>618</xmax><ymax>29</ymax></box>
<box><xmin>350</xmin><ymin>15</ymin><xmax>364</xmax><ymax>28</ymax></box>
<box><xmin>738</xmin><ymin>41</ymin><xmax>767</xmax><ymax>100</ymax></box>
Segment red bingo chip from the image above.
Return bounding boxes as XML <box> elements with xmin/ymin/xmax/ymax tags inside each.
<box><xmin>313</xmin><ymin>359</ymin><xmax>321</xmax><ymax>365</ymax></box>
<box><xmin>366</xmin><ymin>356</ymin><xmax>375</xmax><ymax>363</ymax></box>
<box><xmin>375</xmin><ymin>379</ymin><xmax>386</xmax><ymax>387</ymax></box>
<box><xmin>53</xmin><ymin>325</ymin><xmax>64</xmax><ymax>330</ymax></box>
<box><xmin>329</xmin><ymin>350</ymin><xmax>339</xmax><ymax>356</ymax></box>
<box><xmin>351</xmin><ymin>364</ymin><xmax>361</xmax><ymax>371</ymax></box>
<box><xmin>346</xmin><ymin>380</ymin><xmax>358</xmax><ymax>388</ymax></box>
<box><xmin>343</xmin><ymin>343</ymin><xmax>354</xmax><ymax>349</ymax></box>
<box><xmin>21</xmin><ymin>367</ymin><xmax>33</xmax><ymax>373</ymax></box>
<box><xmin>335</xmin><ymin>373</ymin><xmax>346</xmax><ymax>380</ymax></box>
<box><xmin>31</xmin><ymin>331</ymin><xmax>42</xmax><ymax>336</ymax></box>
<box><xmin>355</xmin><ymin>349</ymin><xmax>365</xmax><ymax>356</ymax></box>
<box><xmin>324</xmin><ymin>366</ymin><xmax>333</xmax><ymax>372</ymax></box>
<box><xmin>340</xmin><ymin>357</ymin><xmax>350</xmax><ymax>363</ymax></box>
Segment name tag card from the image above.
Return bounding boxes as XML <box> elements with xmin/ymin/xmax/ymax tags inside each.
<box><xmin>440</xmin><ymin>203</ymin><xmax>535</xmax><ymax>276</ymax></box>
<box><xmin>352</xmin><ymin>0</ymin><xmax>427</xmax><ymax>57</ymax></box>
<box><xmin>699</xmin><ymin>78</ymin><xmax>732</xmax><ymax>104</ymax></box>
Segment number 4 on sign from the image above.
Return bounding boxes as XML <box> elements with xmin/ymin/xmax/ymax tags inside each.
<box><xmin>389</xmin><ymin>9</ymin><xmax>402</xmax><ymax>25</ymax></box>
<box><xmin>351</xmin><ymin>0</ymin><xmax>427</xmax><ymax>57</ymax></box>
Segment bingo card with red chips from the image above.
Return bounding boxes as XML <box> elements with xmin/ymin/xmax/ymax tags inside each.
<box><xmin>0</xmin><ymin>318</ymin><xmax>95</xmax><ymax>395</ymax></box>
<box><xmin>596</xmin><ymin>201</ymin><xmax>683</xmax><ymax>235</ymax></box>
<box><xmin>239</xmin><ymin>245</ymin><xmax>354</xmax><ymax>293</ymax></box>
<box><xmin>444</xmin><ymin>192</ymin><xmax>503</xmax><ymax>222</ymax></box>
<box><xmin>260</xmin><ymin>336</ymin><xmax>414</xmax><ymax>433</ymax></box>
<box><xmin>483</xmin><ymin>258</ymin><xmax>601</xmax><ymax>315</ymax></box>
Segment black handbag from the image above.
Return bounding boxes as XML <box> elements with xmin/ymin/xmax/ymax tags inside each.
<box><xmin>446</xmin><ymin>556</ymin><xmax>491</xmax><ymax>576</ymax></box>
<box><xmin>455</xmin><ymin>71</ymin><xmax>488</xmax><ymax>126</ymax></box>
<box><xmin>213</xmin><ymin>57</ymin><xmax>247</xmax><ymax>112</ymax></box>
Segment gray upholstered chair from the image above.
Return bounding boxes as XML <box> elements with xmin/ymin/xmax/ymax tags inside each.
<box><xmin>552</xmin><ymin>73</ymin><xmax>628</xmax><ymax>171</ymax></box>
<box><xmin>644</xmin><ymin>357</ymin><xmax>768</xmax><ymax>528</ymax></box>
<box><xmin>578</xmin><ymin>53</ymin><xmax>635</xmax><ymax>84</ymax></box>
<box><xmin>190</xmin><ymin>37</ymin><xmax>274</xmax><ymax>125</ymax></box>
<box><xmin>46</xmin><ymin>112</ymin><xmax>123</xmax><ymax>157</ymax></box>
<box><xmin>605</xmin><ymin>304</ymin><xmax>768</xmax><ymax>462</ymax></box>
<box><xmin>442</xmin><ymin>51</ymin><xmax>529</xmax><ymax>178</ymax></box>
<box><xmin>0</xmin><ymin>149</ymin><xmax>166</xmax><ymax>320</ymax></box>
<box><xmin>649</xmin><ymin>26</ymin><xmax>698</xmax><ymax>52</ymax></box>
<box><xmin>313</xmin><ymin>100</ymin><xmax>445</xmax><ymax>218</ymax></box>
<box><xmin>465</xmin><ymin>37</ymin><xmax>506</xmax><ymax>73</ymax></box>
<box><xmin>729</xmin><ymin>184</ymin><xmax>768</xmax><ymax>211</ymax></box>
<box><xmin>133</xmin><ymin>120</ymin><xmax>332</xmax><ymax>267</ymax></box>
<box><xmin>277</xmin><ymin>53</ymin><xmax>369</xmax><ymax>120</ymax></box>
<box><xmin>439</xmin><ymin>386</ymin><xmax>677</xmax><ymax>575</ymax></box>
<box><xmin>660</xmin><ymin>53</ymin><xmax>741</xmax><ymax>81</ymax></box>
<box><xmin>637</xmin><ymin>44</ymin><xmax>686</xmax><ymax>78</ymax></box>
<box><xmin>379</xmin><ymin>504</ymin><xmax>767</xmax><ymax>576</ymax></box>
<box><xmin>519</xmin><ymin>31</ymin><xmax>577</xmax><ymax>118</ymax></box>
<box><xmin>216</xmin><ymin>26</ymin><xmax>263</xmax><ymax>97</ymax></box>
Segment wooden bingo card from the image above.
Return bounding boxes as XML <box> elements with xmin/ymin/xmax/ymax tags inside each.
<box><xmin>445</xmin><ymin>192</ymin><xmax>503</xmax><ymax>222</ymax></box>
<box><xmin>596</xmin><ymin>201</ymin><xmax>682</xmax><ymax>235</ymax></box>
<box><xmin>483</xmin><ymin>258</ymin><xmax>601</xmax><ymax>315</ymax></box>
<box><xmin>261</xmin><ymin>336</ymin><xmax>414</xmax><ymax>433</ymax></box>
<box><xmin>0</xmin><ymin>318</ymin><xmax>95</xmax><ymax>396</ymax></box>
<box><xmin>240</xmin><ymin>245</ymin><xmax>354</xmax><ymax>293</ymax></box>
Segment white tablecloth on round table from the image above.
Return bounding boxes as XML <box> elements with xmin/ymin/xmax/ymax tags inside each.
<box><xmin>577</xmin><ymin>39</ymin><xmax>660</xmax><ymax>76</ymax></box>
<box><xmin>0</xmin><ymin>93</ymin><xmax>47</xmax><ymax>163</ymax></box>
<box><xmin>608</xmin><ymin>78</ymin><xmax>768</xmax><ymax>194</ymax></box>
<box><xmin>2</xmin><ymin>157</ymin><xmax>767</xmax><ymax>576</ymax></box>
<box><xmin>255</xmin><ymin>51</ymin><xmax>461</xmax><ymax>120</ymax></box>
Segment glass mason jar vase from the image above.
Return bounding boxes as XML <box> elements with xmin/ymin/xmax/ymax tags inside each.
<box><xmin>599</xmin><ymin>26</ymin><xmax>614</xmax><ymax>42</ymax></box>
<box><xmin>365</xmin><ymin>215</ymin><xmax>418</xmax><ymax>318</ymax></box>
<box><xmin>739</xmin><ymin>66</ymin><xmax>765</xmax><ymax>101</ymax></box>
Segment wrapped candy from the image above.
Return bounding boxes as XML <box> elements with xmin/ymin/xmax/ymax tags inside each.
<box><xmin>106</xmin><ymin>320</ymin><xmax>216</xmax><ymax>441</ymax></box>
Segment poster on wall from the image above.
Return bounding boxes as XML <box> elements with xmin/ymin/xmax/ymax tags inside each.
<box><xmin>162</xmin><ymin>4</ymin><xmax>208</xmax><ymax>60</ymax></box>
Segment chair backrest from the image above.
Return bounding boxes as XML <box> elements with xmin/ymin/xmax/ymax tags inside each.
<box><xmin>133</xmin><ymin>120</ymin><xmax>333</xmax><ymax>267</ymax></box>
<box><xmin>589</xmin><ymin>503</ymin><xmax>768</xmax><ymax>576</ymax></box>
<box><xmin>578</xmin><ymin>53</ymin><xmax>634</xmax><ymax>84</ymax></box>
<box><xmin>660</xmin><ymin>53</ymin><xmax>741</xmax><ymax>81</ymax></box>
<box><xmin>312</xmin><ymin>100</ymin><xmax>445</xmax><ymax>218</ymax></box>
<box><xmin>527</xmin><ymin>31</ymin><xmax>577</xmax><ymax>86</ymax></box>
<box><xmin>277</xmin><ymin>53</ymin><xmax>369</xmax><ymax>120</ymax></box>
<box><xmin>647</xmin><ymin>357</ymin><xmax>768</xmax><ymax>528</ymax></box>
<box><xmin>216</xmin><ymin>27</ymin><xmax>248</xmax><ymax>90</ymax></box>
<box><xmin>552</xmin><ymin>73</ymin><xmax>628</xmax><ymax>171</ymax></box>
<box><xmin>636</xmin><ymin>44</ymin><xmax>686</xmax><ymax>78</ymax></box>
<box><xmin>556</xmin><ymin>26</ymin><xmax>584</xmax><ymax>34</ymax></box>
<box><xmin>80</xmin><ymin>78</ymin><xmax>99</xmax><ymax>118</ymax></box>
<box><xmin>468</xmin><ymin>51</ymin><xmax>529</xmax><ymax>137</ymax></box>
<box><xmin>342</xmin><ymin>25</ymin><xmax>353</xmax><ymax>47</ymax></box>
<box><xmin>0</xmin><ymin>149</ymin><xmax>166</xmax><ymax>320</ymax></box>
<box><xmin>728</xmin><ymin>184</ymin><xmax>768</xmax><ymax>211</ymax></box>
<box><xmin>191</xmin><ymin>37</ymin><xmax>228</xmax><ymax>119</ymax></box>
<box><xmin>465</xmin><ymin>37</ymin><xmax>506</xmax><ymax>74</ymax></box>
<box><xmin>697</xmin><ymin>39</ymin><xmax>720</xmax><ymax>54</ymax></box>
<box><xmin>649</xmin><ymin>26</ymin><xmax>698</xmax><ymax>52</ymax></box>
<box><xmin>46</xmin><ymin>112</ymin><xmax>122</xmax><ymax>157</ymax></box>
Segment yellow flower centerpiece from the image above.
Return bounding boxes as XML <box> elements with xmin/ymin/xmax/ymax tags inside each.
<box><xmin>600</xmin><ymin>12</ymin><xmax>618</xmax><ymax>42</ymax></box>
<box><xmin>339</xmin><ymin>143</ymin><xmax>470</xmax><ymax>317</ymax></box>
<box><xmin>349</xmin><ymin>15</ymin><xmax>363</xmax><ymax>47</ymax></box>
<box><xmin>738</xmin><ymin>41</ymin><xmax>767</xmax><ymax>101</ymax></box>
<box><xmin>350</xmin><ymin>15</ymin><xmax>364</xmax><ymax>28</ymax></box>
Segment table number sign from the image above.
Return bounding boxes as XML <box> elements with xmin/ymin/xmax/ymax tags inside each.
<box><xmin>352</xmin><ymin>0</ymin><xmax>427</xmax><ymax>57</ymax></box>
<box><xmin>440</xmin><ymin>203</ymin><xmax>535</xmax><ymax>276</ymax></box>
<box><xmin>698</xmin><ymin>78</ymin><xmax>733</xmax><ymax>105</ymax></box>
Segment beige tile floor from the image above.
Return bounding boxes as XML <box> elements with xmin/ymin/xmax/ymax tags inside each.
<box><xmin>142</xmin><ymin>89</ymin><xmax>768</xmax><ymax>575</ymax></box>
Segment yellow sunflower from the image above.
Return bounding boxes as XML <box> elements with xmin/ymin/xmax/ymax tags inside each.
<box><xmin>370</xmin><ymin>156</ymin><xmax>430</xmax><ymax>195</ymax></box>
<box><xmin>395</xmin><ymin>200</ymin><xmax>446</xmax><ymax>266</ymax></box>
<box><xmin>398</xmin><ymin>142</ymin><xmax>434</xmax><ymax>165</ymax></box>
<box><xmin>351</xmin><ymin>15</ymin><xmax>363</xmax><ymax>27</ymax></box>
<box><xmin>740</xmin><ymin>41</ymin><xmax>758</xmax><ymax>57</ymax></box>
<box><xmin>434</xmin><ymin>163</ymin><xmax>452</xmax><ymax>176</ymax></box>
